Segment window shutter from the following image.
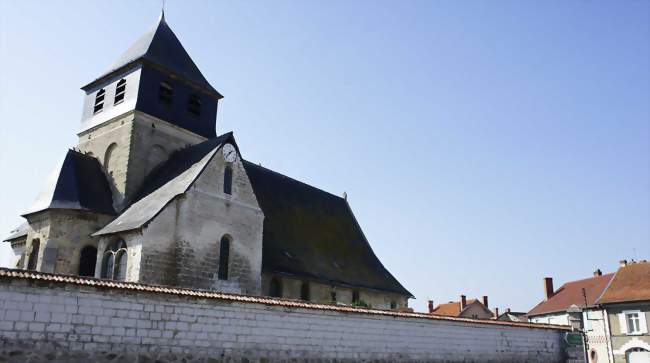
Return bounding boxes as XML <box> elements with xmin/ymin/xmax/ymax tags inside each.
<box><xmin>619</xmin><ymin>313</ymin><xmax>628</xmax><ymax>334</ymax></box>
<box><xmin>640</xmin><ymin>312</ymin><xmax>648</xmax><ymax>334</ymax></box>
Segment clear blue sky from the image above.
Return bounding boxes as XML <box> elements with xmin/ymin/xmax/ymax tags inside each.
<box><xmin>0</xmin><ymin>0</ymin><xmax>648</xmax><ymax>313</ymax></box>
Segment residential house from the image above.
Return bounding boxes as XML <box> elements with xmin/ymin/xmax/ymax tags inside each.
<box><xmin>594</xmin><ymin>260</ymin><xmax>650</xmax><ymax>363</ymax></box>
<box><xmin>496</xmin><ymin>308</ymin><xmax>528</xmax><ymax>323</ymax></box>
<box><xmin>428</xmin><ymin>295</ymin><xmax>494</xmax><ymax>319</ymax></box>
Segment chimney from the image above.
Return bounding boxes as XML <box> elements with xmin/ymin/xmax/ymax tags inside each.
<box><xmin>428</xmin><ymin>300</ymin><xmax>434</xmax><ymax>314</ymax></box>
<box><xmin>482</xmin><ymin>295</ymin><xmax>489</xmax><ymax>308</ymax></box>
<box><xmin>494</xmin><ymin>307</ymin><xmax>499</xmax><ymax>319</ymax></box>
<box><xmin>460</xmin><ymin>295</ymin><xmax>467</xmax><ymax>309</ymax></box>
<box><xmin>593</xmin><ymin>269</ymin><xmax>602</xmax><ymax>277</ymax></box>
<box><xmin>506</xmin><ymin>307</ymin><xmax>511</xmax><ymax>313</ymax></box>
<box><xmin>620</xmin><ymin>260</ymin><xmax>628</xmax><ymax>267</ymax></box>
<box><xmin>544</xmin><ymin>277</ymin><xmax>554</xmax><ymax>300</ymax></box>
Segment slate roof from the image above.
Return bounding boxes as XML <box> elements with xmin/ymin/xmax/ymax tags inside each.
<box><xmin>82</xmin><ymin>12</ymin><xmax>221</xmax><ymax>98</ymax></box>
<box><xmin>596</xmin><ymin>261</ymin><xmax>650</xmax><ymax>304</ymax></box>
<box><xmin>93</xmin><ymin>133</ymin><xmax>233</xmax><ymax>236</ymax></box>
<box><xmin>527</xmin><ymin>273</ymin><xmax>614</xmax><ymax>317</ymax></box>
<box><xmin>24</xmin><ymin>149</ymin><xmax>115</xmax><ymax>217</ymax></box>
<box><xmin>3</xmin><ymin>223</ymin><xmax>28</xmax><ymax>242</ymax></box>
<box><xmin>243</xmin><ymin>161</ymin><xmax>413</xmax><ymax>297</ymax></box>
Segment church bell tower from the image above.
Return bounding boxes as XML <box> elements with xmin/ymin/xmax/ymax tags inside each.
<box><xmin>76</xmin><ymin>12</ymin><xmax>223</xmax><ymax>211</ymax></box>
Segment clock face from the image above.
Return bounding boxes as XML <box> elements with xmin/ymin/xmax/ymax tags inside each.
<box><xmin>222</xmin><ymin>143</ymin><xmax>237</xmax><ymax>163</ymax></box>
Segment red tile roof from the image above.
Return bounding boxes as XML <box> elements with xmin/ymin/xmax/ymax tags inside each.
<box><xmin>527</xmin><ymin>273</ymin><xmax>614</xmax><ymax>317</ymax></box>
<box><xmin>597</xmin><ymin>261</ymin><xmax>650</xmax><ymax>304</ymax></box>
<box><xmin>0</xmin><ymin>268</ymin><xmax>569</xmax><ymax>331</ymax></box>
<box><xmin>432</xmin><ymin>299</ymin><xmax>488</xmax><ymax>317</ymax></box>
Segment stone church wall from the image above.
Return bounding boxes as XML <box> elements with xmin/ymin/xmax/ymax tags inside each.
<box><xmin>261</xmin><ymin>274</ymin><xmax>408</xmax><ymax>310</ymax></box>
<box><xmin>0</xmin><ymin>269</ymin><xmax>571</xmax><ymax>363</ymax></box>
<box><xmin>125</xmin><ymin>145</ymin><xmax>263</xmax><ymax>295</ymax></box>
<box><xmin>23</xmin><ymin>210</ymin><xmax>112</xmax><ymax>275</ymax></box>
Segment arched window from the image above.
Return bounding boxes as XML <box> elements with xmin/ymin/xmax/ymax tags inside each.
<box><xmin>93</xmin><ymin>89</ymin><xmax>105</xmax><ymax>114</ymax></box>
<box><xmin>78</xmin><ymin>246</ymin><xmax>97</xmax><ymax>277</ymax></box>
<box><xmin>101</xmin><ymin>239</ymin><xmax>127</xmax><ymax>281</ymax></box>
<box><xmin>223</xmin><ymin>166</ymin><xmax>233</xmax><ymax>195</ymax></box>
<box><xmin>159</xmin><ymin>81</ymin><xmax>173</xmax><ymax>105</ymax></box>
<box><xmin>187</xmin><ymin>94</ymin><xmax>201</xmax><ymax>116</ymax></box>
<box><xmin>300</xmin><ymin>281</ymin><xmax>310</xmax><ymax>301</ymax></box>
<box><xmin>27</xmin><ymin>239</ymin><xmax>40</xmax><ymax>270</ymax></box>
<box><xmin>114</xmin><ymin>79</ymin><xmax>126</xmax><ymax>104</ymax></box>
<box><xmin>104</xmin><ymin>143</ymin><xmax>118</xmax><ymax>178</ymax></box>
<box><xmin>330</xmin><ymin>287</ymin><xmax>337</xmax><ymax>302</ymax></box>
<box><xmin>217</xmin><ymin>236</ymin><xmax>230</xmax><ymax>280</ymax></box>
<box><xmin>269</xmin><ymin>277</ymin><xmax>282</xmax><ymax>298</ymax></box>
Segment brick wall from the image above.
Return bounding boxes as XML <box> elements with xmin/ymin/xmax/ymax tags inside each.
<box><xmin>0</xmin><ymin>270</ymin><xmax>570</xmax><ymax>363</ymax></box>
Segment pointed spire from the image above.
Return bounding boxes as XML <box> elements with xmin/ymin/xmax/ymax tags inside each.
<box><xmin>82</xmin><ymin>11</ymin><xmax>221</xmax><ymax>99</ymax></box>
<box><xmin>161</xmin><ymin>0</ymin><xmax>166</xmax><ymax>20</ymax></box>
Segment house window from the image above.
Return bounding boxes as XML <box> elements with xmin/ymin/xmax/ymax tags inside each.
<box><xmin>217</xmin><ymin>236</ymin><xmax>230</xmax><ymax>280</ymax></box>
<box><xmin>269</xmin><ymin>277</ymin><xmax>282</xmax><ymax>298</ymax></box>
<box><xmin>187</xmin><ymin>94</ymin><xmax>201</xmax><ymax>116</ymax></box>
<box><xmin>27</xmin><ymin>239</ymin><xmax>40</xmax><ymax>270</ymax></box>
<box><xmin>101</xmin><ymin>239</ymin><xmax>127</xmax><ymax>281</ymax></box>
<box><xmin>626</xmin><ymin>311</ymin><xmax>642</xmax><ymax>334</ymax></box>
<box><xmin>114</xmin><ymin>79</ymin><xmax>126</xmax><ymax>104</ymax></box>
<box><xmin>159</xmin><ymin>82</ymin><xmax>173</xmax><ymax>105</ymax></box>
<box><xmin>224</xmin><ymin>166</ymin><xmax>233</xmax><ymax>195</ymax></box>
<box><xmin>300</xmin><ymin>281</ymin><xmax>310</xmax><ymax>301</ymax></box>
<box><xmin>93</xmin><ymin>89</ymin><xmax>105</xmax><ymax>114</ymax></box>
<box><xmin>390</xmin><ymin>301</ymin><xmax>397</xmax><ymax>310</ymax></box>
<box><xmin>78</xmin><ymin>246</ymin><xmax>97</xmax><ymax>277</ymax></box>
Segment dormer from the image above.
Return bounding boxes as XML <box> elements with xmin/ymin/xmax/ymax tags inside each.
<box><xmin>79</xmin><ymin>12</ymin><xmax>223</xmax><ymax>139</ymax></box>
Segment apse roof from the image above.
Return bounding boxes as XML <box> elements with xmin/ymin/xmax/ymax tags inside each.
<box><xmin>3</xmin><ymin>223</ymin><xmax>28</xmax><ymax>242</ymax></box>
<box><xmin>82</xmin><ymin>12</ymin><xmax>221</xmax><ymax>98</ymax></box>
<box><xmin>24</xmin><ymin>150</ymin><xmax>115</xmax><ymax>217</ymax></box>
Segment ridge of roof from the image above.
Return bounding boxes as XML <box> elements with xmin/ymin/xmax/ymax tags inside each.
<box><xmin>82</xmin><ymin>13</ymin><xmax>220</xmax><ymax>98</ymax></box>
<box><xmin>241</xmin><ymin>160</ymin><xmax>345</xmax><ymax>202</ymax></box>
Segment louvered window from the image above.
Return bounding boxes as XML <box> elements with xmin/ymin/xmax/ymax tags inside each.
<box><xmin>159</xmin><ymin>82</ymin><xmax>173</xmax><ymax>105</ymax></box>
<box><xmin>188</xmin><ymin>94</ymin><xmax>201</xmax><ymax>116</ymax></box>
<box><xmin>114</xmin><ymin>79</ymin><xmax>126</xmax><ymax>104</ymax></box>
<box><xmin>93</xmin><ymin>89</ymin><xmax>105</xmax><ymax>114</ymax></box>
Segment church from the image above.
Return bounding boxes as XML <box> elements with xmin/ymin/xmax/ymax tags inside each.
<box><xmin>3</xmin><ymin>13</ymin><xmax>412</xmax><ymax>310</ymax></box>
